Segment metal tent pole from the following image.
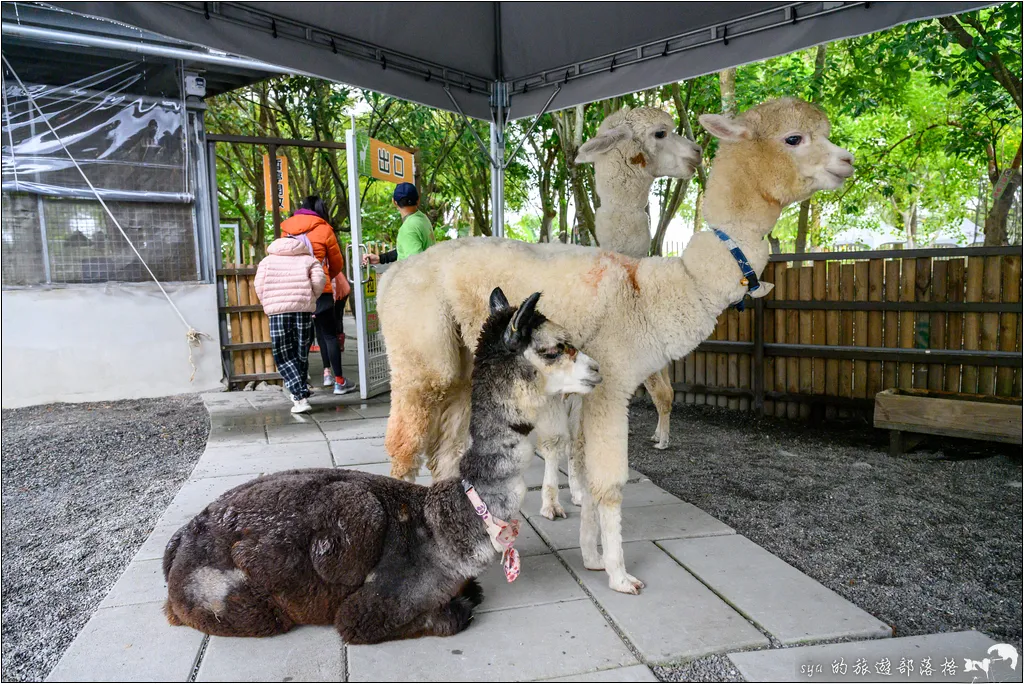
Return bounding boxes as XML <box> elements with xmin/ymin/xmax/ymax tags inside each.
<box><xmin>490</xmin><ymin>81</ymin><xmax>507</xmax><ymax>238</ymax></box>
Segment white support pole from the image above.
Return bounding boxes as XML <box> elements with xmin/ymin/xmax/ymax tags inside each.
<box><xmin>346</xmin><ymin>117</ymin><xmax>370</xmax><ymax>399</ymax></box>
<box><xmin>490</xmin><ymin>120</ymin><xmax>505</xmax><ymax>238</ymax></box>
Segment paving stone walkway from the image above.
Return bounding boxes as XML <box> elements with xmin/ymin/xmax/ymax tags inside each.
<box><xmin>48</xmin><ymin>388</ymin><xmax>1011</xmax><ymax>682</ymax></box>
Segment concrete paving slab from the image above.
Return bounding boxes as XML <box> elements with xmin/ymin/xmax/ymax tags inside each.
<box><xmin>160</xmin><ymin>474</ymin><xmax>255</xmax><ymax>526</ymax></box>
<box><xmin>522</xmin><ymin>481</ymin><xmax>681</xmax><ymax>516</ymax></box>
<box><xmin>516</xmin><ymin>518</ymin><xmax>552</xmax><ymax>557</ymax></box>
<box><xmin>347</xmin><ymin>599</ymin><xmax>637</xmax><ymax>682</ymax></box>
<box><xmin>728</xmin><ymin>630</ymin><xmax>1006</xmax><ymax>683</ymax></box>
<box><xmin>266</xmin><ymin>422</ymin><xmax>327</xmax><ymax>444</ymax></box>
<box><xmin>99</xmin><ymin>559</ymin><xmax>166</xmax><ymax>608</ymax></box>
<box><xmin>475</xmin><ymin>553</ymin><xmax>585</xmax><ymax>614</ymax></box>
<box><xmin>660</xmin><ymin>536</ymin><xmax>892</xmax><ymax>645</ymax></box>
<box><xmin>312</xmin><ymin>406</ymin><xmax>364</xmax><ymax>422</ymax></box>
<box><xmin>330</xmin><ymin>438</ymin><xmax>391</xmax><ymax>466</ymax></box>
<box><xmin>558</xmin><ymin>464</ymin><xmax>649</xmax><ymax>483</ymax></box>
<box><xmin>562</xmin><ymin>542</ymin><xmax>768</xmax><ymax>663</ymax></box>
<box><xmin>352</xmin><ymin>403</ymin><xmax>390</xmax><ymax>419</ymax></box>
<box><xmin>197</xmin><ymin>626</ymin><xmax>344</xmax><ymax>682</ymax></box>
<box><xmin>543</xmin><ymin>664</ymin><xmax>659</xmax><ymax>682</ymax></box>
<box><xmin>529</xmin><ymin>502</ymin><xmax>733</xmax><ymax>551</ymax></box>
<box><xmin>45</xmin><ymin>602</ymin><xmax>203</xmax><ymax>682</ymax></box>
<box><xmin>191</xmin><ymin>448</ymin><xmax>334</xmax><ymax>478</ymax></box>
<box><xmin>210</xmin><ymin>411</ymin><xmax>311</xmax><ymax>429</ymax></box>
<box><xmin>205</xmin><ymin>425</ymin><xmax>267</xmax><ymax>446</ymax></box>
<box><xmin>132</xmin><ymin>523</ymin><xmax>181</xmax><ymax>561</ymax></box>
<box><xmin>524</xmin><ymin>455</ymin><xmax>567</xmax><ymax>489</ymax></box>
<box><xmin>201</xmin><ymin>441</ymin><xmax>331</xmax><ymax>461</ymax></box>
<box><xmin>322</xmin><ymin>418</ymin><xmax>389</xmax><ymax>441</ymax></box>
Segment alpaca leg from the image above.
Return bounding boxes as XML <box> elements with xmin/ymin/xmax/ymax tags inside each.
<box><xmin>582</xmin><ymin>385</ymin><xmax>644</xmax><ymax>594</ymax></box>
<box><xmin>165</xmin><ymin>568</ymin><xmax>295</xmax><ymax>637</ymax></box>
<box><xmin>534</xmin><ymin>400</ymin><xmax>569</xmax><ymax>520</ymax></box>
<box><xmin>646</xmin><ymin>365</ymin><xmax>674</xmax><ymax>450</ymax></box>
<box><xmin>336</xmin><ymin>591</ymin><xmax>474</xmax><ymax>644</ymax></box>
<box><xmin>566</xmin><ymin>395</ymin><xmax>585</xmax><ymax>506</ymax></box>
<box><xmin>578</xmin><ymin>476</ymin><xmax>603</xmax><ymax>571</ymax></box>
<box><xmin>386</xmin><ymin>385</ymin><xmax>439</xmax><ymax>482</ymax></box>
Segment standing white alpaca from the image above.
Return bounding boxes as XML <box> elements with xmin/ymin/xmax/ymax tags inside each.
<box><xmin>378</xmin><ymin>98</ymin><xmax>853</xmax><ymax>593</ymax></box>
<box><xmin>575</xmin><ymin>106</ymin><xmax>699</xmax><ymax>455</ymax></box>
<box><xmin>532</xmin><ymin>107</ymin><xmax>701</xmax><ymax>519</ymax></box>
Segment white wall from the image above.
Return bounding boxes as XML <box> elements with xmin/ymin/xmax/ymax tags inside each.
<box><xmin>2</xmin><ymin>283</ymin><xmax>224</xmax><ymax>408</ymax></box>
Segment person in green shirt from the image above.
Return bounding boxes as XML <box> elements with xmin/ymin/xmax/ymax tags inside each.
<box><xmin>363</xmin><ymin>182</ymin><xmax>435</xmax><ymax>265</ymax></box>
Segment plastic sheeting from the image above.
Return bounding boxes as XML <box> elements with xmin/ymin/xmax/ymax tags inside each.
<box><xmin>1</xmin><ymin>60</ymin><xmax>190</xmax><ymax>201</ymax></box>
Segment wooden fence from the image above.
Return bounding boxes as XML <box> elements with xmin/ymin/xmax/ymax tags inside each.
<box><xmin>670</xmin><ymin>245</ymin><xmax>1023</xmax><ymax>417</ymax></box>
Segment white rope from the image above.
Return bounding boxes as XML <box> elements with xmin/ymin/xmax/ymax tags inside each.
<box><xmin>2</xmin><ymin>54</ymin><xmax>212</xmax><ymax>382</ymax></box>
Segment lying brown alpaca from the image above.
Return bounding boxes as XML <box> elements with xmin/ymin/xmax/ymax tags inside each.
<box><xmin>162</xmin><ymin>288</ymin><xmax>601</xmax><ymax>644</ymax></box>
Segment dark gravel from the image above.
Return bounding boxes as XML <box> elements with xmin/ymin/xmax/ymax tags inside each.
<box><xmin>1</xmin><ymin>395</ymin><xmax>209</xmax><ymax>682</ymax></box>
<box><xmin>625</xmin><ymin>400</ymin><xmax>1023</xmax><ymax>682</ymax></box>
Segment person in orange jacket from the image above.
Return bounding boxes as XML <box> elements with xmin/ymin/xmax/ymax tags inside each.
<box><xmin>280</xmin><ymin>196</ymin><xmax>355</xmax><ymax>395</ymax></box>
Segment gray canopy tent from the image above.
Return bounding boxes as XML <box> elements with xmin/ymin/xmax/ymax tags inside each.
<box><xmin>55</xmin><ymin>1</ymin><xmax>992</xmax><ymax>235</ymax></box>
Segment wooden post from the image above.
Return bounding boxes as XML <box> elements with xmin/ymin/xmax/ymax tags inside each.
<box><xmin>913</xmin><ymin>258</ymin><xmax>932</xmax><ymax>389</ymax></box>
<box><xmin>962</xmin><ymin>256</ymin><xmax>984</xmax><ymax>393</ymax></box>
<box><xmin>979</xmin><ymin>255</ymin><xmax>1002</xmax><ymax>395</ymax></box>
<box><xmin>898</xmin><ymin>258</ymin><xmax>916</xmax><ymax>389</ymax></box>
<box><xmin>867</xmin><ymin>259</ymin><xmax>884</xmax><ymax>397</ymax></box>
<box><xmin>853</xmin><ymin>261</ymin><xmax>869</xmax><ymax>399</ymax></box>
<box><xmin>798</xmin><ymin>266</ymin><xmax>813</xmax><ymax>418</ymax></box>
<box><xmin>825</xmin><ymin>261</ymin><xmax>841</xmax><ymax>417</ymax></box>
<box><xmin>226</xmin><ymin>271</ymin><xmax>244</xmax><ymax>381</ymax></box>
<box><xmin>786</xmin><ymin>267</ymin><xmax>800</xmax><ymax>419</ymax></box>
<box><xmin>929</xmin><ymin>260</ymin><xmax>948</xmax><ymax>391</ymax></box>
<box><xmin>717</xmin><ymin>312</ymin><xmax>729</xmax><ymax>408</ymax></box>
<box><xmin>944</xmin><ymin>258</ymin><xmax>965</xmax><ymax>393</ymax></box>
<box><xmin>883</xmin><ymin>259</ymin><xmax>900</xmax><ymax>390</ymax></box>
<box><xmin>753</xmin><ymin>296</ymin><xmax>765</xmax><ymax>415</ymax></box>
<box><xmin>738</xmin><ymin>306</ymin><xmax>751</xmax><ymax>412</ymax></box>
<box><xmin>763</xmin><ymin>262</ymin><xmax>779</xmax><ymax>416</ymax></box>
<box><xmin>812</xmin><ymin>261</ymin><xmax>826</xmax><ymax>398</ymax></box>
<box><xmin>727</xmin><ymin>308</ymin><xmax>740</xmax><ymax>411</ymax></box>
<box><xmin>840</xmin><ymin>263</ymin><xmax>855</xmax><ymax>401</ymax></box>
<box><xmin>997</xmin><ymin>255</ymin><xmax>1021</xmax><ymax>397</ymax></box>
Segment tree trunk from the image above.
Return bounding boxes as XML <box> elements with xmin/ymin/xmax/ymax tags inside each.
<box><xmin>651</xmin><ymin>178</ymin><xmax>690</xmax><ymax>255</ymax></box>
<box><xmin>795</xmin><ymin>199</ymin><xmax>811</xmax><ymax>254</ymax></box>
<box><xmin>693</xmin><ymin>189</ymin><xmax>703</xmax><ymax>234</ymax></box>
<box><xmin>719</xmin><ymin>68</ymin><xmax>737</xmax><ymax>115</ymax></box>
<box><xmin>984</xmin><ymin>144</ymin><xmax>1023</xmax><ymax>245</ymax></box>
<box><xmin>554</xmin><ymin>105</ymin><xmax>597</xmax><ymax>246</ymax></box>
<box><xmin>558</xmin><ymin>183</ymin><xmax>569</xmax><ymax>243</ymax></box>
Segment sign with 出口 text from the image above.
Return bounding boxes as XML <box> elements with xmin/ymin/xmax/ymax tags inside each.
<box><xmin>262</xmin><ymin>154</ymin><xmax>290</xmax><ymax>212</ymax></box>
<box><xmin>356</xmin><ymin>133</ymin><xmax>415</xmax><ymax>185</ymax></box>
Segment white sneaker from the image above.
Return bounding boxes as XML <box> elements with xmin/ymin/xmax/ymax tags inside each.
<box><xmin>323</xmin><ymin>369</ymin><xmax>333</xmax><ymax>386</ymax></box>
<box><xmin>290</xmin><ymin>397</ymin><xmax>312</xmax><ymax>414</ymax></box>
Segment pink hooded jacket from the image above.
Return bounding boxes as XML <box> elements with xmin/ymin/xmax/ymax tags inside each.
<box><xmin>254</xmin><ymin>237</ymin><xmax>328</xmax><ymax>315</ymax></box>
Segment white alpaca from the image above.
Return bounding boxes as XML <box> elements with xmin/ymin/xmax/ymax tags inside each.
<box><xmin>576</xmin><ymin>106</ymin><xmax>699</xmax><ymax>457</ymax></box>
<box><xmin>378</xmin><ymin>98</ymin><xmax>854</xmax><ymax>593</ymax></box>
<box><xmin>533</xmin><ymin>107</ymin><xmax>701</xmax><ymax>518</ymax></box>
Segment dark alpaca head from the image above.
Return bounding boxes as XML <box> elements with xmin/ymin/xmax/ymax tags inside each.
<box><xmin>469</xmin><ymin>288</ymin><xmax>601</xmax><ymax>429</ymax></box>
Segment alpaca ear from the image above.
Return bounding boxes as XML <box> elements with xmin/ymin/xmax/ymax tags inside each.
<box><xmin>699</xmin><ymin>114</ymin><xmax>752</xmax><ymax>142</ymax></box>
<box><xmin>505</xmin><ymin>292</ymin><xmax>542</xmax><ymax>347</ymax></box>
<box><xmin>489</xmin><ymin>287</ymin><xmax>511</xmax><ymax>315</ymax></box>
<box><xmin>576</xmin><ymin>125</ymin><xmax>632</xmax><ymax>163</ymax></box>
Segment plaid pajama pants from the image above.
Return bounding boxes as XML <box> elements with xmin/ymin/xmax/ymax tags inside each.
<box><xmin>269</xmin><ymin>312</ymin><xmax>314</xmax><ymax>400</ymax></box>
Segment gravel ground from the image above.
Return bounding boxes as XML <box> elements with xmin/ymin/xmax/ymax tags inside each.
<box><xmin>1</xmin><ymin>395</ymin><xmax>208</xmax><ymax>682</ymax></box>
<box><xmin>624</xmin><ymin>400</ymin><xmax>1023</xmax><ymax>682</ymax></box>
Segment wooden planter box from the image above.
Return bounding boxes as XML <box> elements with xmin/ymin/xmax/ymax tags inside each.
<box><xmin>874</xmin><ymin>388</ymin><xmax>1023</xmax><ymax>456</ymax></box>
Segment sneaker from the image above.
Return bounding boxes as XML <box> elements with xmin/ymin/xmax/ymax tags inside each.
<box><xmin>323</xmin><ymin>368</ymin><xmax>334</xmax><ymax>386</ymax></box>
<box><xmin>333</xmin><ymin>378</ymin><xmax>356</xmax><ymax>395</ymax></box>
<box><xmin>290</xmin><ymin>396</ymin><xmax>312</xmax><ymax>414</ymax></box>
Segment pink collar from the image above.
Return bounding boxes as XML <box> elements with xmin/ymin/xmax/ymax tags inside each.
<box><xmin>463</xmin><ymin>480</ymin><xmax>521</xmax><ymax>582</ymax></box>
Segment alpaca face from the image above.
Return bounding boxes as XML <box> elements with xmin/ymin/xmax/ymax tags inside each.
<box><xmin>700</xmin><ymin>98</ymin><xmax>854</xmax><ymax>217</ymax></box>
<box><xmin>576</xmin><ymin>107</ymin><xmax>701</xmax><ymax>181</ymax></box>
<box><xmin>523</xmin><ymin>322</ymin><xmax>602</xmax><ymax>396</ymax></box>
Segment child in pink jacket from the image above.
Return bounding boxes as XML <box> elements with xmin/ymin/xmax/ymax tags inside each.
<box><xmin>254</xmin><ymin>236</ymin><xmax>328</xmax><ymax>413</ymax></box>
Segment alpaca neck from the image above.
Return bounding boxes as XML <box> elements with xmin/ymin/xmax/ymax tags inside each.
<box><xmin>455</xmin><ymin>380</ymin><xmax>536</xmax><ymax>521</ymax></box>
<box><xmin>593</xmin><ymin>157</ymin><xmax>655</xmax><ymax>257</ymax></box>
<box><xmin>701</xmin><ymin>146</ymin><xmax>784</xmax><ymax>232</ymax></box>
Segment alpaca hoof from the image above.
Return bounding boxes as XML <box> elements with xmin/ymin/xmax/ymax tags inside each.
<box><xmin>449</xmin><ymin>597</ymin><xmax>475</xmax><ymax>635</ymax></box>
<box><xmin>460</xmin><ymin>578</ymin><xmax>484</xmax><ymax>607</ymax></box>
<box><xmin>609</xmin><ymin>573</ymin><xmax>645</xmax><ymax>595</ymax></box>
<box><xmin>570</xmin><ymin>492</ymin><xmax>583</xmax><ymax>506</ymax></box>
<box><xmin>652</xmin><ymin>439</ymin><xmax>669</xmax><ymax>450</ymax></box>
<box><xmin>540</xmin><ymin>502</ymin><xmax>566</xmax><ymax>520</ymax></box>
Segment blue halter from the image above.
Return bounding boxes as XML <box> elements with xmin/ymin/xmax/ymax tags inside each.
<box><xmin>712</xmin><ymin>228</ymin><xmax>760</xmax><ymax>311</ymax></box>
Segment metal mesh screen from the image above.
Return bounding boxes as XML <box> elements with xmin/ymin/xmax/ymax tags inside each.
<box><xmin>1</xmin><ymin>193</ymin><xmax>197</xmax><ymax>285</ymax></box>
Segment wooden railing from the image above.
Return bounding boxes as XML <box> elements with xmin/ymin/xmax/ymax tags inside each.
<box><xmin>670</xmin><ymin>246</ymin><xmax>1023</xmax><ymax>418</ymax></box>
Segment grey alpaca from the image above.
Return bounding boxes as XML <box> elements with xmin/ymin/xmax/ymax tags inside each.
<box><xmin>162</xmin><ymin>288</ymin><xmax>601</xmax><ymax>644</ymax></box>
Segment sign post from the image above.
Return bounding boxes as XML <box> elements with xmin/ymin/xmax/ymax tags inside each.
<box><xmin>346</xmin><ymin>119</ymin><xmax>414</xmax><ymax>399</ymax></box>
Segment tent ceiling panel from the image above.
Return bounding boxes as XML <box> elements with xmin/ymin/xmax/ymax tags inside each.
<box><xmin>52</xmin><ymin>1</ymin><xmax>997</xmax><ymax>120</ymax></box>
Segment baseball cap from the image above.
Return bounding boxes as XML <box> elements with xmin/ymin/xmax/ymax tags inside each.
<box><xmin>393</xmin><ymin>182</ymin><xmax>419</xmax><ymax>206</ymax></box>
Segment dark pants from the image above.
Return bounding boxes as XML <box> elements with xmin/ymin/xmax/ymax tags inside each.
<box><xmin>314</xmin><ymin>293</ymin><xmax>344</xmax><ymax>381</ymax></box>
